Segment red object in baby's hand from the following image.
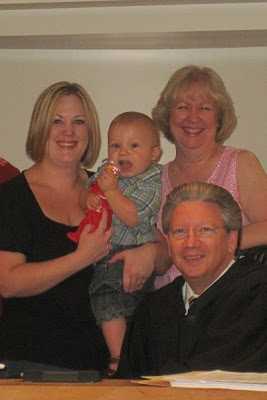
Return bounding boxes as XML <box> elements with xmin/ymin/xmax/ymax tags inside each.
<box><xmin>67</xmin><ymin>160</ymin><xmax>120</xmax><ymax>243</ymax></box>
<box><xmin>67</xmin><ymin>180</ymin><xmax>113</xmax><ymax>243</ymax></box>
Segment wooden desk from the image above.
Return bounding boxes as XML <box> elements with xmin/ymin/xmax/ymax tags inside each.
<box><xmin>0</xmin><ymin>379</ymin><xmax>266</xmax><ymax>400</ymax></box>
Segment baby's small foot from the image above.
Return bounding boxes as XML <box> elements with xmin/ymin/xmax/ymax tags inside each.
<box><xmin>107</xmin><ymin>356</ymin><xmax>120</xmax><ymax>377</ymax></box>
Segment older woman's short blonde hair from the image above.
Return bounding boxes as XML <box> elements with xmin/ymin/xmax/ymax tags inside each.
<box><xmin>152</xmin><ymin>65</ymin><xmax>237</xmax><ymax>144</ymax></box>
<box><xmin>26</xmin><ymin>81</ymin><xmax>101</xmax><ymax>168</ymax></box>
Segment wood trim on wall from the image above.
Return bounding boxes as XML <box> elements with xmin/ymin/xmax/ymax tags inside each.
<box><xmin>0</xmin><ymin>30</ymin><xmax>266</xmax><ymax>49</ymax></box>
<box><xmin>0</xmin><ymin>1</ymin><xmax>266</xmax><ymax>49</ymax></box>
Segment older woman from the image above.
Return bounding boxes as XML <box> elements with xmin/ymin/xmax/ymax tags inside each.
<box><xmin>152</xmin><ymin>65</ymin><xmax>267</xmax><ymax>288</ymax></box>
<box><xmin>0</xmin><ymin>82</ymin><xmax>115</xmax><ymax>375</ymax></box>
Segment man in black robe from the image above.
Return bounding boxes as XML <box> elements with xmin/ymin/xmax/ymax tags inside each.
<box><xmin>116</xmin><ymin>182</ymin><xmax>267</xmax><ymax>378</ymax></box>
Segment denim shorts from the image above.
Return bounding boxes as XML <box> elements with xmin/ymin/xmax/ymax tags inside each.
<box><xmin>89</xmin><ymin>245</ymin><xmax>155</xmax><ymax>326</ymax></box>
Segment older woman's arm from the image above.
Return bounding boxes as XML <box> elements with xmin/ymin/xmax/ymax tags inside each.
<box><xmin>237</xmin><ymin>150</ymin><xmax>267</xmax><ymax>249</ymax></box>
<box><xmin>109</xmin><ymin>229</ymin><xmax>172</xmax><ymax>293</ymax></box>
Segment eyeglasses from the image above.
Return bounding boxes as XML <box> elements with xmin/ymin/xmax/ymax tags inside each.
<box><xmin>170</xmin><ymin>226</ymin><xmax>227</xmax><ymax>240</ymax></box>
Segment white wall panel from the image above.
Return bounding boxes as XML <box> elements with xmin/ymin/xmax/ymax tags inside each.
<box><xmin>0</xmin><ymin>47</ymin><xmax>266</xmax><ymax>171</ymax></box>
<box><xmin>0</xmin><ymin>1</ymin><xmax>266</xmax><ymax>171</ymax></box>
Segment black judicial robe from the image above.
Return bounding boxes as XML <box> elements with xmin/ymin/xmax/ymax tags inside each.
<box><xmin>117</xmin><ymin>258</ymin><xmax>267</xmax><ymax>378</ymax></box>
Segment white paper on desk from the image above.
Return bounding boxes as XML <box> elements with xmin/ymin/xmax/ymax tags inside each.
<box><xmin>163</xmin><ymin>370</ymin><xmax>267</xmax><ymax>391</ymax></box>
<box><xmin>141</xmin><ymin>370</ymin><xmax>267</xmax><ymax>391</ymax></box>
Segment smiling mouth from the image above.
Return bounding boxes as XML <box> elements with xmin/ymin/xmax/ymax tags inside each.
<box><xmin>184</xmin><ymin>255</ymin><xmax>203</xmax><ymax>261</ymax></box>
<box><xmin>58</xmin><ymin>141</ymin><xmax>77</xmax><ymax>148</ymax></box>
<box><xmin>183</xmin><ymin>127</ymin><xmax>203</xmax><ymax>135</ymax></box>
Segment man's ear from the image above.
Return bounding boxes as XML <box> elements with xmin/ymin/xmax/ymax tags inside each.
<box><xmin>166</xmin><ymin>235</ymin><xmax>172</xmax><ymax>257</ymax></box>
<box><xmin>152</xmin><ymin>145</ymin><xmax>162</xmax><ymax>162</ymax></box>
<box><xmin>228</xmin><ymin>230</ymin><xmax>239</xmax><ymax>255</ymax></box>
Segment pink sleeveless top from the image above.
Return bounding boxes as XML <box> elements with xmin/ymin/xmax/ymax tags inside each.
<box><xmin>155</xmin><ymin>146</ymin><xmax>250</xmax><ymax>289</ymax></box>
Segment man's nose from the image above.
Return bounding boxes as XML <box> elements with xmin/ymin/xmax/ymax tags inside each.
<box><xmin>183</xmin><ymin>229</ymin><xmax>200</xmax><ymax>246</ymax></box>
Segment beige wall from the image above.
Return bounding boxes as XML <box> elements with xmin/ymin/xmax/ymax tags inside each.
<box><xmin>0</xmin><ymin>1</ymin><xmax>266</xmax><ymax>172</ymax></box>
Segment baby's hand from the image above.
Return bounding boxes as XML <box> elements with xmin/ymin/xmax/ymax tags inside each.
<box><xmin>87</xmin><ymin>192</ymin><xmax>102</xmax><ymax>211</ymax></box>
<box><xmin>97</xmin><ymin>167</ymin><xmax>118</xmax><ymax>193</ymax></box>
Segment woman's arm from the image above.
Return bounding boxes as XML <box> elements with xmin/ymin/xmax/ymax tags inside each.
<box><xmin>0</xmin><ymin>211</ymin><xmax>113</xmax><ymax>298</ymax></box>
<box><xmin>237</xmin><ymin>150</ymin><xmax>267</xmax><ymax>249</ymax></box>
<box><xmin>109</xmin><ymin>229</ymin><xmax>172</xmax><ymax>293</ymax></box>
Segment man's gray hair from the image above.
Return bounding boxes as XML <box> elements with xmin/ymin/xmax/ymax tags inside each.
<box><xmin>162</xmin><ymin>182</ymin><xmax>242</xmax><ymax>256</ymax></box>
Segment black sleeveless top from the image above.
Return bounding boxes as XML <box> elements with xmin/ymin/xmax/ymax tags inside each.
<box><xmin>0</xmin><ymin>172</ymin><xmax>108</xmax><ymax>369</ymax></box>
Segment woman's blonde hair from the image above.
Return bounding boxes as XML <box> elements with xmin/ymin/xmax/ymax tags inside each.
<box><xmin>26</xmin><ymin>81</ymin><xmax>101</xmax><ymax>168</ymax></box>
<box><xmin>152</xmin><ymin>65</ymin><xmax>237</xmax><ymax>144</ymax></box>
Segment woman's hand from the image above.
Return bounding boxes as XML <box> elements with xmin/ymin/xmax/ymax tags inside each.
<box><xmin>109</xmin><ymin>230</ymin><xmax>171</xmax><ymax>293</ymax></box>
<box><xmin>77</xmin><ymin>209</ymin><xmax>113</xmax><ymax>266</ymax></box>
<box><xmin>108</xmin><ymin>244</ymin><xmax>154</xmax><ymax>293</ymax></box>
